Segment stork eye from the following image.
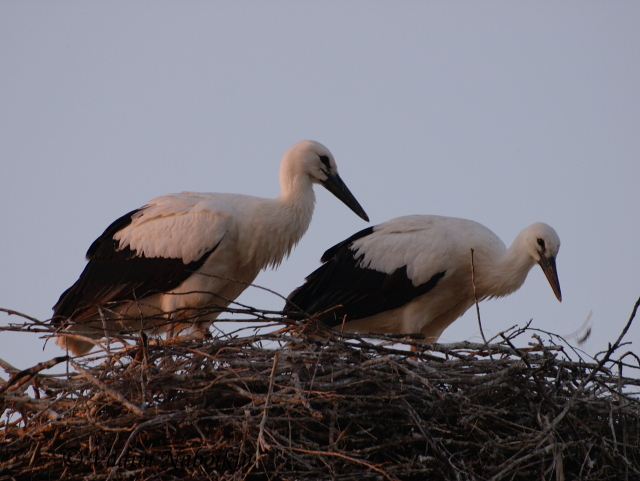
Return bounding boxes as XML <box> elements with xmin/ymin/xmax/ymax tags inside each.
<box><xmin>319</xmin><ymin>155</ymin><xmax>331</xmax><ymax>170</ymax></box>
<box><xmin>537</xmin><ymin>238</ymin><xmax>545</xmax><ymax>248</ymax></box>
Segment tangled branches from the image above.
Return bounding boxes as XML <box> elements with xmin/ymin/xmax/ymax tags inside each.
<box><xmin>1</xmin><ymin>301</ymin><xmax>640</xmax><ymax>480</ymax></box>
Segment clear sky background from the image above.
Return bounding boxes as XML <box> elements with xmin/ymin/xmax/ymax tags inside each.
<box><xmin>1</xmin><ymin>3</ymin><xmax>639</xmax><ymax>373</ymax></box>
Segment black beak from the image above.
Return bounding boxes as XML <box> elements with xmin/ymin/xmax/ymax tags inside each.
<box><xmin>321</xmin><ymin>172</ymin><xmax>369</xmax><ymax>222</ymax></box>
<box><xmin>538</xmin><ymin>255</ymin><xmax>562</xmax><ymax>302</ymax></box>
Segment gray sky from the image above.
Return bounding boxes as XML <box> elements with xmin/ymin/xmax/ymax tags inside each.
<box><xmin>1</xmin><ymin>2</ymin><xmax>639</xmax><ymax>371</ymax></box>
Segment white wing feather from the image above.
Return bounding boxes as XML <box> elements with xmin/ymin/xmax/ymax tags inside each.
<box><xmin>114</xmin><ymin>192</ymin><xmax>235</xmax><ymax>263</ymax></box>
<box><xmin>350</xmin><ymin>215</ymin><xmax>505</xmax><ymax>287</ymax></box>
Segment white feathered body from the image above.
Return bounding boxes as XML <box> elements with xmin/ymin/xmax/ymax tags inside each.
<box><xmin>117</xmin><ymin>190</ymin><xmax>315</xmax><ymax>315</ymax></box>
<box><xmin>59</xmin><ymin>188</ymin><xmax>315</xmax><ymax>342</ymax></box>
<box><xmin>287</xmin><ymin>215</ymin><xmax>560</xmax><ymax>344</ymax></box>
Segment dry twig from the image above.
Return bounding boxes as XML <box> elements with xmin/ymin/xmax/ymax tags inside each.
<box><xmin>1</xmin><ymin>299</ymin><xmax>639</xmax><ymax>480</ymax></box>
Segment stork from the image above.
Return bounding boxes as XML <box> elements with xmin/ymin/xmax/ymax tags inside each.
<box><xmin>285</xmin><ymin>215</ymin><xmax>561</xmax><ymax>344</ymax></box>
<box><xmin>53</xmin><ymin>140</ymin><xmax>369</xmax><ymax>355</ymax></box>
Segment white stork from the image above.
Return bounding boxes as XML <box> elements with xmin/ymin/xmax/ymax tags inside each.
<box><xmin>53</xmin><ymin>140</ymin><xmax>369</xmax><ymax>355</ymax></box>
<box><xmin>285</xmin><ymin>215</ymin><xmax>561</xmax><ymax>344</ymax></box>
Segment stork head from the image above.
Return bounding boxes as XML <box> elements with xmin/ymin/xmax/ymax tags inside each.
<box><xmin>281</xmin><ymin>140</ymin><xmax>369</xmax><ymax>221</ymax></box>
<box><xmin>523</xmin><ymin>222</ymin><xmax>562</xmax><ymax>302</ymax></box>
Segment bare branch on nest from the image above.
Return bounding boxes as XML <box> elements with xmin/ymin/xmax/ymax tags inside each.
<box><xmin>1</xmin><ymin>298</ymin><xmax>639</xmax><ymax>480</ymax></box>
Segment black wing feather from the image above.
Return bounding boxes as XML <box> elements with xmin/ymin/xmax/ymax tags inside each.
<box><xmin>285</xmin><ymin>230</ymin><xmax>445</xmax><ymax>327</ymax></box>
<box><xmin>320</xmin><ymin>226</ymin><xmax>375</xmax><ymax>262</ymax></box>
<box><xmin>52</xmin><ymin>209</ymin><xmax>216</xmax><ymax>322</ymax></box>
<box><xmin>86</xmin><ymin>208</ymin><xmax>141</xmax><ymax>260</ymax></box>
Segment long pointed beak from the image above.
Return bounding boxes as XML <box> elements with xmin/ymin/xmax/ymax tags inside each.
<box><xmin>321</xmin><ymin>173</ymin><xmax>369</xmax><ymax>222</ymax></box>
<box><xmin>538</xmin><ymin>255</ymin><xmax>562</xmax><ymax>302</ymax></box>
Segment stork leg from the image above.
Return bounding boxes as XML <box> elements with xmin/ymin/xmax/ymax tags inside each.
<box><xmin>165</xmin><ymin>321</ymin><xmax>176</xmax><ymax>340</ymax></box>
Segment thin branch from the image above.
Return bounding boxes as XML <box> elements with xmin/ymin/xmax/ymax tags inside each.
<box><xmin>470</xmin><ymin>248</ymin><xmax>487</xmax><ymax>344</ymax></box>
<box><xmin>255</xmin><ymin>351</ymin><xmax>279</xmax><ymax>462</ymax></box>
<box><xmin>0</xmin><ymin>356</ymin><xmax>69</xmax><ymax>395</ymax></box>
<box><xmin>70</xmin><ymin>361</ymin><xmax>145</xmax><ymax>417</ymax></box>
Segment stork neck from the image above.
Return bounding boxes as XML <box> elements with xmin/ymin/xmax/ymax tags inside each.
<box><xmin>240</xmin><ymin>174</ymin><xmax>316</xmax><ymax>270</ymax></box>
<box><xmin>480</xmin><ymin>235</ymin><xmax>536</xmax><ymax>298</ymax></box>
<box><xmin>277</xmin><ymin>174</ymin><xmax>316</xmax><ymax>239</ymax></box>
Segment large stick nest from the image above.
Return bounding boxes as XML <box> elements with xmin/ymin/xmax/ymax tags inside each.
<box><xmin>1</xmin><ymin>300</ymin><xmax>640</xmax><ymax>481</ymax></box>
